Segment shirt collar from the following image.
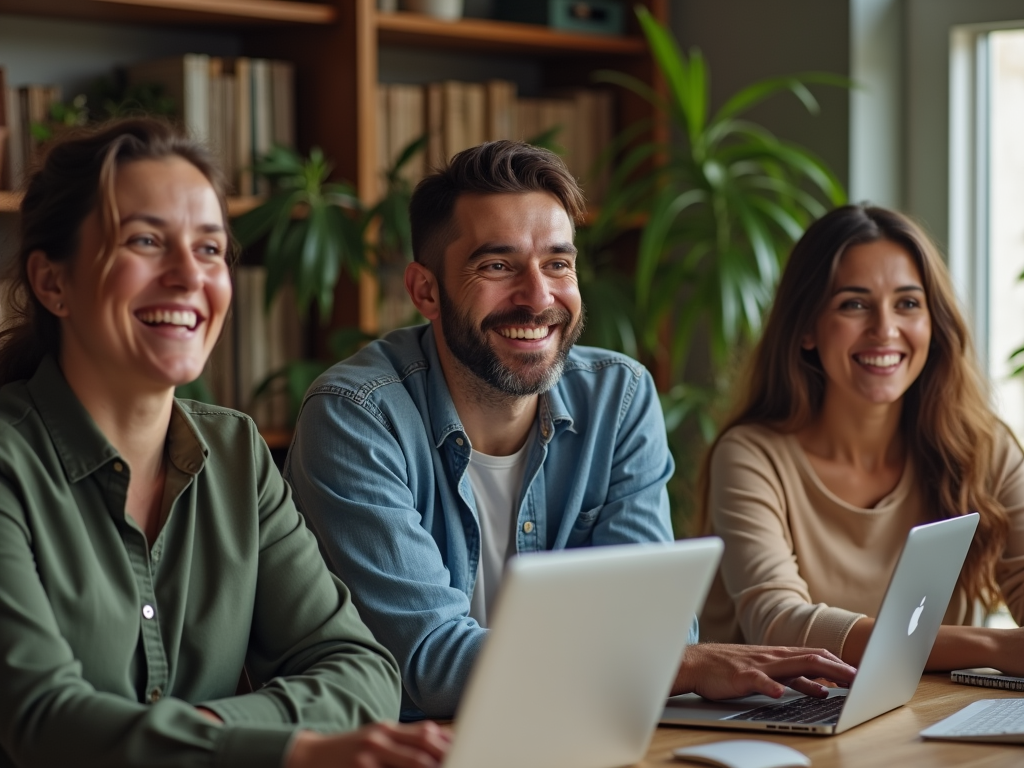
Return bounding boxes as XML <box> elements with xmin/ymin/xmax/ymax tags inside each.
<box><xmin>539</xmin><ymin>378</ymin><xmax>575</xmax><ymax>443</ymax></box>
<box><xmin>27</xmin><ymin>355</ymin><xmax>208</xmax><ymax>482</ymax></box>
<box><xmin>421</xmin><ymin>326</ymin><xmax>467</xmax><ymax>449</ymax></box>
<box><xmin>420</xmin><ymin>325</ymin><xmax>577</xmax><ymax>448</ymax></box>
<box><xmin>28</xmin><ymin>356</ymin><xmax>120</xmax><ymax>483</ymax></box>
<box><xmin>166</xmin><ymin>403</ymin><xmax>208</xmax><ymax>476</ymax></box>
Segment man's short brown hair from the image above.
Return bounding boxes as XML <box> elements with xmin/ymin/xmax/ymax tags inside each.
<box><xmin>409</xmin><ymin>140</ymin><xmax>586</xmax><ymax>275</ymax></box>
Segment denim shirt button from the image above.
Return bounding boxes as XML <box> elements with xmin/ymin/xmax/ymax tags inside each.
<box><xmin>522</xmin><ymin>521</ymin><xmax>534</xmax><ymax>534</ymax></box>
<box><xmin>455</xmin><ymin>437</ymin><xmax>464</xmax><ymax>447</ymax></box>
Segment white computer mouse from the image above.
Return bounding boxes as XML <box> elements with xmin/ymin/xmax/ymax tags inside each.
<box><xmin>673</xmin><ymin>739</ymin><xmax>811</xmax><ymax>768</ymax></box>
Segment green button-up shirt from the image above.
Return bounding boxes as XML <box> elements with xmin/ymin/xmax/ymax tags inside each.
<box><xmin>0</xmin><ymin>357</ymin><xmax>401</xmax><ymax>768</ymax></box>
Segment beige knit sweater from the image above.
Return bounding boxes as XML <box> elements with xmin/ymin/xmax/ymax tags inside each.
<box><xmin>699</xmin><ymin>423</ymin><xmax>1024</xmax><ymax>656</ymax></box>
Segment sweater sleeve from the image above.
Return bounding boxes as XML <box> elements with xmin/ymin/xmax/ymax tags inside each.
<box><xmin>708</xmin><ymin>430</ymin><xmax>864</xmax><ymax>655</ymax></box>
<box><xmin>991</xmin><ymin>425</ymin><xmax>1024</xmax><ymax>623</ymax></box>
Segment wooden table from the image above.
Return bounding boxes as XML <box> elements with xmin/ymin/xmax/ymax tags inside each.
<box><xmin>639</xmin><ymin>674</ymin><xmax>1021</xmax><ymax>766</ymax></box>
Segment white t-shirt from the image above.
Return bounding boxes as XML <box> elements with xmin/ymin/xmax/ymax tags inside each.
<box><xmin>466</xmin><ymin>439</ymin><xmax>531</xmax><ymax>628</ymax></box>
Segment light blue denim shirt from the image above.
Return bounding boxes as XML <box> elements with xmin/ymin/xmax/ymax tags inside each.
<box><xmin>284</xmin><ymin>324</ymin><xmax>690</xmax><ymax>719</ymax></box>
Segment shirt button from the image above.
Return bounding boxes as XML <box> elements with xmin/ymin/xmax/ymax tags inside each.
<box><xmin>142</xmin><ymin>604</ymin><xmax>155</xmax><ymax>620</ymax></box>
<box><xmin>523</xmin><ymin>521</ymin><xmax>534</xmax><ymax>534</ymax></box>
<box><xmin>455</xmin><ymin>438</ymin><xmax>464</xmax><ymax>446</ymax></box>
<box><xmin>149</xmin><ymin>688</ymin><xmax>162</xmax><ymax>703</ymax></box>
<box><xmin>113</xmin><ymin>461</ymin><xmax>124</xmax><ymax>472</ymax></box>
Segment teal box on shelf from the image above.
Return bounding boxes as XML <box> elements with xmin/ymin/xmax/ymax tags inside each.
<box><xmin>496</xmin><ymin>0</ymin><xmax>625</xmax><ymax>36</ymax></box>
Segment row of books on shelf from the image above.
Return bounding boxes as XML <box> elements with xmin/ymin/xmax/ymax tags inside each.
<box><xmin>0</xmin><ymin>68</ymin><xmax>56</xmax><ymax>193</ymax></box>
<box><xmin>379</xmin><ymin>79</ymin><xmax>615</xmax><ymax>203</ymax></box>
<box><xmin>0</xmin><ymin>55</ymin><xmax>294</xmax><ymax>196</ymax></box>
<box><xmin>206</xmin><ymin>266</ymin><xmax>303</xmax><ymax>432</ymax></box>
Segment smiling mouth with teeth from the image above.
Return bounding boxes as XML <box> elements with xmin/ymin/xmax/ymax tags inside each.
<box><xmin>137</xmin><ymin>309</ymin><xmax>200</xmax><ymax>331</ymax></box>
<box><xmin>498</xmin><ymin>326</ymin><xmax>551</xmax><ymax>340</ymax></box>
<box><xmin>855</xmin><ymin>353</ymin><xmax>903</xmax><ymax>368</ymax></box>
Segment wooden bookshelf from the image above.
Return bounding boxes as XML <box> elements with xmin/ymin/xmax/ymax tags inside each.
<box><xmin>0</xmin><ymin>0</ymin><xmax>335</xmax><ymax>25</ymax></box>
<box><xmin>376</xmin><ymin>11</ymin><xmax>649</xmax><ymax>56</ymax></box>
<box><xmin>1</xmin><ymin>0</ymin><xmax>668</xmax><ymax>428</ymax></box>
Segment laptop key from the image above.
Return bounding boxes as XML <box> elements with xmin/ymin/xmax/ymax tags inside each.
<box><xmin>726</xmin><ymin>695</ymin><xmax>846</xmax><ymax>725</ymax></box>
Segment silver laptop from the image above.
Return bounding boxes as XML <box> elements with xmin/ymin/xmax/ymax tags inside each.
<box><xmin>661</xmin><ymin>513</ymin><xmax>980</xmax><ymax>736</ymax></box>
<box><xmin>444</xmin><ymin>538</ymin><xmax>723</xmax><ymax>768</ymax></box>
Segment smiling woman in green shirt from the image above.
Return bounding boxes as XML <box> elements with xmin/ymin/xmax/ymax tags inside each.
<box><xmin>0</xmin><ymin>119</ymin><xmax>449</xmax><ymax>768</ymax></box>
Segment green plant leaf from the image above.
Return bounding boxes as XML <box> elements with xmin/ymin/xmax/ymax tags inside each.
<box><xmin>635</xmin><ymin>188</ymin><xmax>705</xmax><ymax>306</ymax></box>
<box><xmin>328</xmin><ymin>326</ymin><xmax>378</xmax><ymax>359</ymax></box>
<box><xmin>525</xmin><ymin>125</ymin><xmax>563</xmax><ymax>152</ymax></box>
<box><xmin>389</xmin><ymin>134</ymin><xmax>429</xmax><ymax>179</ymax></box>
<box><xmin>713</xmin><ymin>72</ymin><xmax>852</xmax><ymax>124</ymax></box>
<box><xmin>175</xmin><ymin>376</ymin><xmax>216</xmax><ymax>404</ymax></box>
<box><xmin>591</xmin><ymin>69</ymin><xmax>667</xmax><ymax>112</ymax></box>
<box><xmin>232</xmin><ymin>189</ymin><xmax>300</xmax><ymax>247</ymax></box>
<box><xmin>635</xmin><ymin>5</ymin><xmax>699</xmax><ymax>137</ymax></box>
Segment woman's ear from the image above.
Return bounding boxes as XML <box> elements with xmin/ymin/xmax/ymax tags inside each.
<box><xmin>405</xmin><ymin>261</ymin><xmax>441</xmax><ymax>321</ymax></box>
<box><xmin>26</xmin><ymin>250</ymin><xmax>70</xmax><ymax>317</ymax></box>
<box><xmin>801</xmin><ymin>333</ymin><xmax>816</xmax><ymax>351</ymax></box>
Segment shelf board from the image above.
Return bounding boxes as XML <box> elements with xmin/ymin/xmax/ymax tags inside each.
<box><xmin>1</xmin><ymin>191</ymin><xmax>266</xmax><ymax>217</ymax></box>
<box><xmin>376</xmin><ymin>11</ymin><xmax>647</xmax><ymax>56</ymax></box>
<box><xmin>227</xmin><ymin>195</ymin><xmax>264</xmax><ymax>217</ymax></box>
<box><xmin>0</xmin><ymin>191</ymin><xmax>20</xmax><ymax>214</ymax></box>
<box><xmin>0</xmin><ymin>0</ymin><xmax>336</xmax><ymax>26</ymax></box>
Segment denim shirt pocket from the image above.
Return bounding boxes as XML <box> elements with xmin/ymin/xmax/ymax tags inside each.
<box><xmin>566</xmin><ymin>505</ymin><xmax>602</xmax><ymax>548</ymax></box>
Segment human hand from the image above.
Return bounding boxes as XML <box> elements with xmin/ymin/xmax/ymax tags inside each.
<box><xmin>285</xmin><ymin>721</ymin><xmax>451</xmax><ymax>768</ymax></box>
<box><xmin>671</xmin><ymin>643</ymin><xmax>857</xmax><ymax>700</ymax></box>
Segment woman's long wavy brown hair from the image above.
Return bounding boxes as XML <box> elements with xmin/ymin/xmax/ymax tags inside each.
<box><xmin>697</xmin><ymin>204</ymin><xmax>1009</xmax><ymax>612</ymax></box>
<box><xmin>0</xmin><ymin>117</ymin><xmax>230</xmax><ymax>387</ymax></box>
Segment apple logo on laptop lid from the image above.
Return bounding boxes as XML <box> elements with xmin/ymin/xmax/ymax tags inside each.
<box><xmin>907</xmin><ymin>596</ymin><xmax>926</xmax><ymax>636</ymax></box>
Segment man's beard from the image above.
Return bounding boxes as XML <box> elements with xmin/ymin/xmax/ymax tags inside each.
<box><xmin>438</xmin><ymin>282</ymin><xmax>585</xmax><ymax>397</ymax></box>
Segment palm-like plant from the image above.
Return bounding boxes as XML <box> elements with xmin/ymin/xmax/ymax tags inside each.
<box><xmin>231</xmin><ymin>139</ymin><xmax>426</xmax><ymax>420</ymax></box>
<box><xmin>231</xmin><ymin>145</ymin><xmax>365</xmax><ymax>319</ymax></box>
<box><xmin>592</xmin><ymin>7</ymin><xmax>848</xmax><ymax>389</ymax></box>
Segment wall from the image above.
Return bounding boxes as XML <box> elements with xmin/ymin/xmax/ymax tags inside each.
<box><xmin>849</xmin><ymin>0</ymin><xmax>903</xmax><ymax>209</ymax></box>
<box><xmin>670</xmin><ymin>0</ymin><xmax>851</xmax><ymax>190</ymax></box>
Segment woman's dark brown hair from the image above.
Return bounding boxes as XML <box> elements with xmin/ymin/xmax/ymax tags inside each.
<box><xmin>0</xmin><ymin>117</ymin><xmax>229</xmax><ymax>386</ymax></box>
<box><xmin>698</xmin><ymin>204</ymin><xmax>1009</xmax><ymax>612</ymax></box>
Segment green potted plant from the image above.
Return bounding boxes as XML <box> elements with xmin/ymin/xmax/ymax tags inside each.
<box><xmin>583</xmin><ymin>6</ymin><xmax>849</xmax><ymax>519</ymax></box>
<box><xmin>225</xmin><ymin>138</ymin><xmax>426</xmax><ymax>420</ymax></box>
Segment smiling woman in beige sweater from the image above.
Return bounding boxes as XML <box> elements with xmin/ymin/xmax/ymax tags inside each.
<box><xmin>698</xmin><ymin>205</ymin><xmax>1024</xmax><ymax>673</ymax></box>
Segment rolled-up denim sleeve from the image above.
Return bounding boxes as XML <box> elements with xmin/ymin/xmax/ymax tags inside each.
<box><xmin>285</xmin><ymin>390</ymin><xmax>484</xmax><ymax>719</ymax></box>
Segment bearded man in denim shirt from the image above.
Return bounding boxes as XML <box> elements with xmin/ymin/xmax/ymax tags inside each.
<box><xmin>284</xmin><ymin>141</ymin><xmax>856</xmax><ymax>720</ymax></box>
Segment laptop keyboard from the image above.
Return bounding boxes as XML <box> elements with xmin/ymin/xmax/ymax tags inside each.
<box><xmin>726</xmin><ymin>695</ymin><xmax>846</xmax><ymax>725</ymax></box>
<box><xmin>935</xmin><ymin>699</ymin><xmax>1024</xmax><ymax>735</ymax></box>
